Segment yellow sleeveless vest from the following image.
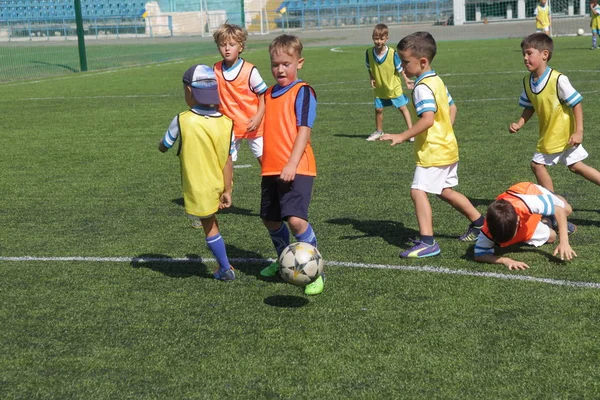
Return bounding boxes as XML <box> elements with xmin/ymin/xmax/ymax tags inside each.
<box><xmin>536</xmin><ymin>5</ymin><xmax>550</xmax><ymax>29</ymax></box>
<box><xmin>367</xmin><ymin>47</ymin><xmax>403</xmax><ymax>100</ymax></box>
<box><xmin>523</xmin><ymin>69</ymin><xmax>574</xmax><ymax>154</ymax></box>
<box><xmin>177</xmin><ymin>110</ymin><xmax>233</xmax><ymax>217</ymax></box>
<box><xmin>412</xmin><ymin>74</ymin><xmax>458</xmax><ymax>167</ymax></box>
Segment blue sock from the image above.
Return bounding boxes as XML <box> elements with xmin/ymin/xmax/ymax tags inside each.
<box><xmin>421</xmin><ymin>235</ymin><xmax>435</xmax><ymax>245</ymax></box>
<box><xmin>473</xmin><ymin>216</ymin><xmax>485</xmax><ymax>227</ymax></box>
<box><xmin>206</xmin><ymin>233</ymin><xmax>230</xmax><ymax>272</ymax></box>
<box><xmin>269</xmin><ymin>223</ymin><xmax>290</xmax><ymax>257</ymax></box>
<box><xmin>295</xmin><ymin>223</ymin><xmax>318</xmax><ymax>248</ymax></box>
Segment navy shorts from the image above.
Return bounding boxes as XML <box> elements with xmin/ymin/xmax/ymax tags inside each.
<box><xmin>260</xmin><ymin>174</ymin><xmax>314</xmax><ymax>222</ymax></box>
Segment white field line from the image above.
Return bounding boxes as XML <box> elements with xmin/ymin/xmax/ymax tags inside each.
<box><xmin>1</xmin><ymin>255</ymin><xmax>599</xmax><ymax>289</ymax></box>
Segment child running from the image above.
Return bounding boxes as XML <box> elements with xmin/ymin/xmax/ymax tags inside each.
<box><xmin>380</xmin><ymin>32</ymin><xmax>484</xmax><ymax>258</ymax></box>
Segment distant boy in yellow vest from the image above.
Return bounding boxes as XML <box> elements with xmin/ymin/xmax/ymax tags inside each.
<box><xmin>380</xmin><ymin>32</ymin><xmax>484</xmax><ymax>258</ymax></box>
<box><xmin>213</xmin><ymin>23</ymin><xmax>268</xmax><ymax>165</ymax></box>
<box><xmin>534</xmin><ymin>0</ymin><xmax>551</xmax><ymax>36</ymax></box>
<box><xmin>591</xmin><ymin>0</ymin><xmax>600</xmax><ymax>50</ymax></box>
<box><xmin>365</xmin><ymin>23</ymin><xmax>413</xmax><ymax>141</ymax></box>
<box><xmin>158</xmin><ymin>64</ymin><xmax>236</xmax><ymax>282</ymax></box>
<box><xmin>509</xmin><ymin>33</ymin><xmax>600</xmax><ymax>194</ymax></box>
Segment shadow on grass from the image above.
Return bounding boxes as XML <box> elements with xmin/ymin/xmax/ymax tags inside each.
<box><xmin>130</xmin><ymin>253</ymin><xmax>210</xmax><ymax>278</ymax></box>
<box><xmin>264</xmin><ymin>295</ymin><xmax>309</xmax><ymax>308</ymax></box>
<box><xmin>326</xmin><ymin>217</ymin><xmax>458</xmax><ymax>247</ymax></box>
<box><xmin>171</xmin><ymin>197</ymin><xmax>259</xmax><ymax>217</ymax></box>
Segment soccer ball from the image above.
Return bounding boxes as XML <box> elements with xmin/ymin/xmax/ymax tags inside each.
<box><xmin>278</xmin><ymin>242</ymin><xmax>323</xmax><ymax>287</ymax></box>
<box><xmin>577</xmin><ymin>28</ymin><xmax>584</xmax><ymax>36</ymax></box>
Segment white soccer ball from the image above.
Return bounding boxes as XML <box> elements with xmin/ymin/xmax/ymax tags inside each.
<box><xmin>577</xmin><ymin>28</ymin><xmax>584</xmax><ymax>36</ymax></box>
<box><xmin>278</xmin><ymin>242</ymin><xmax>323</xmax><ymax>287</ymax></box>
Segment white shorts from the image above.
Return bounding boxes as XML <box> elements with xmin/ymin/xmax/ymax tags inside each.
<box><xmin>532</xmin><ymin>145</ymin><xmax>588</xmax><ymax>166</ymax></box>
<box><xmin>526</xmin><ymin>220</ymin><xmax>552</xmax><ymax>247</ymax></box>
<box><xmin>231</xmin><ymin>137</ymin><xmax>263</xmax><ymax>162</ymax></box>
<box><xmin>411</xmin><ymin>162</ymin><xmax>459</xmax><ymax>195</ymax></box>
<box><xmin>536</xmin><ymin>26</ymin><xmax>550</xmax><ymax>33</ymax></box>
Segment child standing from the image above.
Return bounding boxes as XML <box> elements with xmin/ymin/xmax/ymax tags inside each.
<box><xmin>258</xmin><ymin>34</ymin><xmax>324</xmax><ymax>295</ymax></box>
<box><xmin>591</xmin><ymin>0</ymin><xmax>600</xmax><ymax>50</ymax></box>
<box><xmin>365</xmin><ymin>23</ymin><xmax>414</xmax><ymax>142</ymax></box>
<box><xmin>159</xmin><ymin>64</ymin><xmax>236</xmax><ymax>282</ymax></box>
<box><xmin>380</xmin><ymin>32</ymin><xmax>484</xmax><ymax>258</ymax></box>
<box><xmin>213</xmin><ymin>23</ymin><xmax>268</xmax><ymax>165</ymax></box>
<box><xmin>474</xmin><ymin>182</ymin><xmax>576</xmax><ymax>270</ymax></box>
<box><xmin>509</xmin><ymin>33</ymin><xmax>600</xmax><ymax>194</ymax></box>
<box><xmin>534</xmin><ymin>0</ymin><xmax>552</xmax><ymax>36</ymax></box>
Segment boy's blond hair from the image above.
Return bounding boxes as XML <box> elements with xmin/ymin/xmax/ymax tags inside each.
<box><xmin>397</xmin><ymin>31</ymin><xmax>437</xmax><ymax>62</ymax></box>
<box><xmin>372</xmin><ymin>23</ymin><xmax>389</xmax><ymax>38</ymax></box>
<box><xmin>521</xmin><ymin>32</ymin><xmax>553</xmax><ymax>61</ymax></box>
<box><xmin>213</xmin><ymin>23</ymin><xmax>248</xmax><ymax>50</ymax></box>
<box><xmin>269</xmin><ymin>34</ymin><xmax>303</xmax><ymax>57</ymax></box>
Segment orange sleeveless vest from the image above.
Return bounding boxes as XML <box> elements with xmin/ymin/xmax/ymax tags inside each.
<box><xmin>214</xmin><ymin>60</ymin><xmax>264</xmax><ymax>139</ymax></box>
<box><xmin>482</xmin><ymin>182</ymin><xmax>543</xmax><ymax>247</ymax></box>
<box><xmin>262</xmin><ymin>82</ymin><xmax>316</xmax><ymax>177</ymax></box>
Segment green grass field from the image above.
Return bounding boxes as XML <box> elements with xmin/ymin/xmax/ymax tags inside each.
<box><xmin>2</xmin><ymin>36</ymin><xmax>600</xmax><ymax>398</ymax></box>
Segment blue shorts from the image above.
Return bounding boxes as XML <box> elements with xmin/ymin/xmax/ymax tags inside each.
<box><xmin>374</xmin><ymin>94</ymin><xmax>409</xmax><ymax>109</ymax></box>
<box><xmin>260</xmin><ymin>174</ymin><xmax>314</xmax><ymax>222</ymax></box>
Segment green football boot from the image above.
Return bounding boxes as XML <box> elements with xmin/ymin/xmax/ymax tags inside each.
<box><xmin>259</xmin><ymin>261</ymin><xmax>280</xmax><ymax>277</ymax></box>
<box><xmin>304</xmin><ymin>275</ymin><xmax>325</xmax><ymax>296</ymax></box>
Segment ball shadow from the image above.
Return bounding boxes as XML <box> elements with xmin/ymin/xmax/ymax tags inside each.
<box><xmin>264</xmin><ymin>295</ymin><xmax>310</xmax><ymax>308</ymax></box>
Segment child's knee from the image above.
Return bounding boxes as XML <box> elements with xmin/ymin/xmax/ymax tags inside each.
<box><xmin>567</xmin><ymin>161</ymin><xmax>583</xmax><ymax>174</ymax></box>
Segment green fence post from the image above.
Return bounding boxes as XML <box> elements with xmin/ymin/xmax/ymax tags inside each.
<box><xmin>241</xmin><ymin>0</ymin><xmax>245</xmax><ymax>26</ymax></box>
<box><xmin>74</xmin><ymin>0</ymin><xmax>88</xmax><ymax>72</ymax></box>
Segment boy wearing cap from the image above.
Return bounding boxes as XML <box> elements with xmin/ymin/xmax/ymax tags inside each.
<box><xmin>159</xmin><ymin>64</ymin><xmax>236</xmax><ymax>281</ymax></box>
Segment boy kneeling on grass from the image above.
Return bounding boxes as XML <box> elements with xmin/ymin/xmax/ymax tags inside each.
<box><xmin>474</xmin><ymin>182</ymin><xmax>576</xmax><ymax>270</ymax></box>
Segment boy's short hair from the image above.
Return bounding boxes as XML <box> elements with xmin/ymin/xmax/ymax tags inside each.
<box><xmin>182</xmin><ymin>64</ymin><xmax>220</xmax><ymax>105</ymax></box>
<box><xmin>212</xmin><ymin>23</ymin><xmax>248</xmax><ymax>49</ymax></box>
<box><xmin>397</xmin><ymin>31</ymin><xmax>437</xmax><ymax>62</ymax></box>
<box><xmin>486</xmin><ymin>199</ymin><xmax>518</xmax><ymax>243</ymax></box>
<box><xmin>521</xmin><ymin>33</ymin><xmax>553</xmax><ymax>61</ymax></box>
<box><xmin>269</xmin><ymin>34</ymin><xmax>303</xmax><ymax>57</ymax></box>
<box><xmin>372</xmin><ymin>23</ymin><xmax>389</xmax><ymax>37</ymax></box>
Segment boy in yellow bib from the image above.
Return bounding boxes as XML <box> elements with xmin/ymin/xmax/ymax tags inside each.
<box><xmin>365</xmin><ymin>23</ymin><xmax>413</xmax><ymax>141</ymax></box>
<box><xmin>591</xmin><ymin>0</ymin><xmax>600</xmax><ymax>50</ymax></box>
<box><xmin>509</xmin><ymin>33</ymin><xmax>600</xmax><ymax>195</ymax></box>
<box><xmin>159</xmin><ymin>64</ymin><xmax>236</xmax><ymax>282</ymax></box>
<box><xmin>534</xmin><ymin>0</ymin><xmax>551</xmax><ymax>35</ymax></box>
<box><xmin>380</xmin><ymin>32</ymin><xmax>484</xmax><ymax>258</ymax></box>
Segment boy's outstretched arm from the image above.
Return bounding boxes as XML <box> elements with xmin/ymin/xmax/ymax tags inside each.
<box><xmin>475</xmin><ymin>253</ymin><xmax>530</xmax><ymax>270</ymax></box>
<box><xmin>509</xmin><ymin>108</ymin><xmax>535</xmax><ymax>133</ymax></box>
<box><xmin>568</xmin><ymin>102</ymin><xmax>583</xmax><ymax>147</ymax></box>
<box><xmin>219</xmin><ymin>156</ymin><xmax>233</xmax><ymax>209</ymax></box>
<box><xmin>380</xmin><ymin>111</ymin><xmax>434</xmax><ymax>145</ymax></box>
<box><xmin>247</xmin><ymin>92</ymin><xmax>266</xmax><ymax>133</ymax></box>
<box><xmin>401</xmin><ymin>70</ymin><xmax>414</xmax><ymax>90</ymax></box>
<box><xmin>552</xmin><ymin>205</ymin><xmax>577</xmax><ymax>261</ymax></box>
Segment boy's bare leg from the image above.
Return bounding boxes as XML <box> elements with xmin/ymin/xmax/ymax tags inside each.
<box><xmin>531</xmin><ymin>161</ymin><xmax>554</xmax><ymax>192</ymax></box>
<box><xmin>375</xmin><ymin>108</ymin><xmax>384</xmax><ymax>132</ymax></box>
<box><xmin>398</xmin><ymin>105</ymin><xmax>413</xmax><ymax>129</ymax></box>
<box><xmin>438</xmin><ymin>188</ymin><xmax>481</xmax><ymax>222</ymax></box>
<box><xmin>568</xmin><ymin>161</ymin><xmax>600</xmax><ymax>185</ymax></box>
<box><xmin>411</xmin><ymin>189</ymin><xmax>433</xmax><ymax>236</ymax></box>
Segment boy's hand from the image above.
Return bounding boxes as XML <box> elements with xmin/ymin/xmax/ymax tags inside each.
<box><xmin>553</xmin><ymin>242</ymin><xmax>577</xmax><ymax>261</ymax></box>
<box><xmin>219</xmin><ymin>192</ymin><xmax>232</xmax><ymax>209</ymax></box>
<box><xmin>509</xmin><ymin>122</ymin><xmax>522</xmax><ymax>133</ymax></box>
<box><xmin>405</xmin><ymin>79</ymin><xmax>415</xmax><ymax>90</ymax></box>
<box><xmin>379</xmin><ymin>133</ymin><xmax>406</xmax><ymax>146</ymax></box>
<box><xmin>246</xmin><ymin>116</ymin><xmax>260</xmax><ymax>132</ymax></box>
<box><xmin>370</xmin><ymin>79</ymin><xmax>376</xmax><ymax>89</ymax></box>
<box><xmin>158</xmin><ymin>140</ymin><xmax>168</xmax><ymax>153</ymax></box>
<box><xmin>280</xmin><ymin>164</ymin><xmax>296</xmax><ymax>182</ymax></box>
<box><xmin>503</xmin><ymin>258</ymin><xmax>530</xmax><ymax>270</ymax></box>
<box><xmin>568</xmin><ymin>131</ymin><xmax>583</xmax><ymax>147</ymax></box>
